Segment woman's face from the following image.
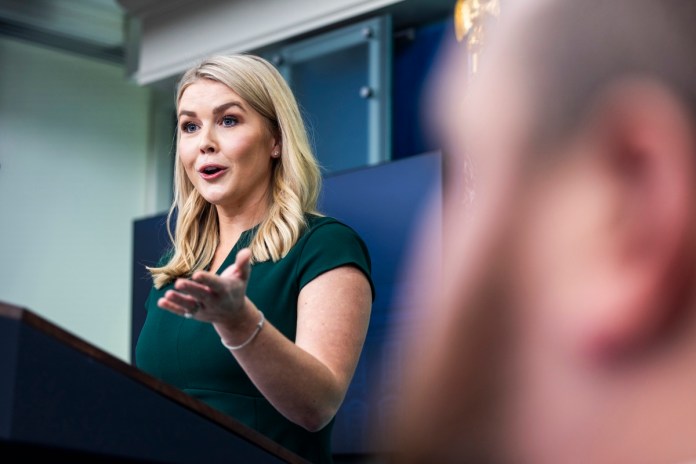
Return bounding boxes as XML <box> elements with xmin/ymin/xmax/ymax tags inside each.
<box><xmin>177</xmin><ymin>79</ymin><xmax>278</xmax><ymax>212</ymax></box>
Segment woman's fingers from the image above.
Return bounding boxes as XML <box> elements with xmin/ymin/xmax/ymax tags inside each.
<box><xmin>174</xmin><ymin>278</ymin><xmax>213</xmax><ymax>300</ymax></box>
<box><xmin>191</xmin><ymin>270</ymin><xmax>226</xmax><ymax>292</ymax></box>
<box><xmin>220</xmin><ymin>248</ymin><xmax>252</xmax><ymax>281</ymax></box>
<box><xmin>235</xmin><ymin>248</ymin><xmax>253</xmax><ymax>281</ymax></box>
<box><xmin>164</xmin><ymin>289</ymin><xmax>199</xmax><ymax>308</ymax></box>
<box><xmin>158</xmin><ymin>293</ymin><xmax>193</xmax><ymax>317</ymax></box>
<box><xmin>171</xmin><ymin>256</ymin><xmax>250</xmax><ymax>320</ymax></box>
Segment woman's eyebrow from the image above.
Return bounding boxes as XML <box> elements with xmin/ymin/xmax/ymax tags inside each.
<box><xmin>178</xmin><ymin>101</ymin><xmax>245</xmax><ymax>119</ymax></box>
<box><xmin>213</xmin><ymin>101</ymin><xmax>245</xmax><ymax>116</ymax></box>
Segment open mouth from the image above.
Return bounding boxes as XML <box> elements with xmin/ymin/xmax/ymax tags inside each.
<box><xmin>198</xmin><ymin>164</ymin><xmax>227</xmax><ymax>178</ymax></box>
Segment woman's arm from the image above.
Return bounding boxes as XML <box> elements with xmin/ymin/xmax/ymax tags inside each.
<box><xmin>158</xmin><ymin>248</ymin><xmax>372</xmax><ymax>431</ymax></box>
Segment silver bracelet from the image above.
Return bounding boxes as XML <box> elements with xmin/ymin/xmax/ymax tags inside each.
<box><xmin>221</xmin><ymin>311</ymin><xmax>265</xmax><ymax>351</ymax></box>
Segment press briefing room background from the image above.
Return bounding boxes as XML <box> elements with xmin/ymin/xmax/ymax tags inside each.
<box><xmin>0</xmin><ymin>0</ymin><xmax>459</xmax><ymax>460</ymax></box>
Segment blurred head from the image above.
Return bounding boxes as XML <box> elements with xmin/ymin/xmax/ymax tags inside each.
<box><xmin>149</xmin><ymin>54</ymin><xmax>321</xmax><ymax>288</ymax></box>
<box><xmin>389</xmin><ymin>1</ymin><xmax>696</xmax><ymax>463</ymax></box>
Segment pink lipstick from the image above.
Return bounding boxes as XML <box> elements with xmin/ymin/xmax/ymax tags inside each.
<box><xmin>198</xmin><ymin>164</ymin><xmax>228</xmax><ymax>180</ymax></box>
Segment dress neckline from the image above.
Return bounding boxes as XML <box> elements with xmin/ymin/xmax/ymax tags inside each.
<box><xmin>209</xmin><ymin>223</ymin><xmax>260</xmax><ymax>275</ymax></box>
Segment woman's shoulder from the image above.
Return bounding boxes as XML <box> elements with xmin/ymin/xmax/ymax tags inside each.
<box><xmin>304</xmin><ymin>213</ymin><xmax>360</xmax><ymax>237</ymax></box>
<box><xmin>306</xmin><ymin>213</ymin><xmax>337</xmax><ymax>226</ymax></box>
<box><xmin>297</xmin><ymin>212</ymin><xmax>375</xmax><ymax>298</ymax></box>
<box><xmin>300</xmin><ymin>213</ymin><xmax>369</xmax><ymax>254</ymax></box>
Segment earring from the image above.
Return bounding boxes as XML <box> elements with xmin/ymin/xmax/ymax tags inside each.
<box><xmin>272</xmin><ymin>150</ymin><xmax>280</xmax><ymax>158</ymax></box>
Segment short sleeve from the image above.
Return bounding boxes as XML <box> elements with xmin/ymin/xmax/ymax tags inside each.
<box><xmin>296</xmin><ymin>221</ymin><xmax>375</xmax><ymax>301</ymax></box>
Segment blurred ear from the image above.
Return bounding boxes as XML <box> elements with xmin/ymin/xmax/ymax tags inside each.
<box><xmin>584</xmin><ymin>79</ymin><xmax>696</xmax><ymax>363</ymax></box>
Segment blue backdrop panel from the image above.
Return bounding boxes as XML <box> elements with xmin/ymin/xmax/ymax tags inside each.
<box><xmin>131</xmin><ymin>213</ymin><xmax>172</xmax><ymax>363</ymax></box>
<box><xmin>393</xmin><ymin>18</ymin><xmax>452</xmax><ymax>160</ymax></box>
<box><xmin>320</xmin><ymin>152</ymin><xmax>442</xmax><ymax>454</ymax></box>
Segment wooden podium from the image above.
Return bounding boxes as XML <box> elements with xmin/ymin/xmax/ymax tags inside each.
<box><xmin>0</xmin><ymin>301</ymin><xmax>309</xmax><ymax>463</ymax></box>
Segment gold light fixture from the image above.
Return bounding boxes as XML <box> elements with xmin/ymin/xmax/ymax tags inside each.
<box><xmin>454</xmin><ymin>0</ymin><xmax>501</xmax><ymax>75</ymax></box>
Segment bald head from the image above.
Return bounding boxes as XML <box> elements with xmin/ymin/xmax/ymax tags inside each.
<box><xmin>387</xmin><ymin>2</ymin><xmax>696</xmax><ymax>464</ymax></box>
<box><xmin>503</xmin><ymin>0</ymin><xmax>696</xmax><ymax>150</ymax></box>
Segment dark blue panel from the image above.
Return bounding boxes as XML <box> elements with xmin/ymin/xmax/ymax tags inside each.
<box><xmin>319</xmin><ymin>152</ymin><xmax>442</xmax><ymax>454</ymax></box>
<box><xmin>318</xmin><ymin>152</ymin><xmax>442</xmax><ymax>317</ymax></box>
<box><xmin>393</xmin><ymin>17</ymin><xmax>454</xmax><ymax>159</ymax></box>
<box><xmin>131</xmin><ymin>214</ymin><xmax>172</xmax><ymax>363</ymax></box>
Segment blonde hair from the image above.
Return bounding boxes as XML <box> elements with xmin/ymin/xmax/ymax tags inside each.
<box><xmin>148</xmin><ymin>54</ymin><xmax>322</xmax><ymax>289</ymax></box>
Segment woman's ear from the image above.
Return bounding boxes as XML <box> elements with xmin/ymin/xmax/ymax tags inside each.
<box><xmin>581</xmin><ymin>78</ymin><xmax>696</xmax><ymax>363</ymax></box>
<box><xmin>270</xmin><ymin>131</ymin><xmax>282</xmax><ymax>158</ymax></box>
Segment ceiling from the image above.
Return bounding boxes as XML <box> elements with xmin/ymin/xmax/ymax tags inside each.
<box><xmin>0</xmin><ymin>0</ymin><xmax>456</xmax><ymax>67</ymax></box>
<box><xmin>0</xmin><ymin>0</ymin><xmax>126</xmax><ymax>63</ymax></box>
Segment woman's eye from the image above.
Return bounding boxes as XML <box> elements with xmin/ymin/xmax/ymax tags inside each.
<box><xmin>181</xmin><ymin>122</ymin><xmax>198</xmax><ymax>133</ymax></box>
<box><xmin>221</xmin><ymin>116</ymin><xmax>238</xmax><ymax>127</ymax></box>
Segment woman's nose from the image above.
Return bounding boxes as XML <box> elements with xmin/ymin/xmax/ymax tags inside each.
<box><xmin>199</xmin><ymin>127</ymin><xmax>218</xmax><ymax>154</ymax></box>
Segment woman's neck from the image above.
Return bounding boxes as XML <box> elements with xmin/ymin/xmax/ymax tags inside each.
<box><xmin>214</xmin><ymin>195</ymin><xmax>268</xmax><ymax>254</ymax></box>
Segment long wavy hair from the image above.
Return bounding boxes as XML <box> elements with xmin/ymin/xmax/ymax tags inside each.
<box><xmin>148</xmin><ymin>54</ymin><xmax>322</xmax><ymax>289</ymax></box>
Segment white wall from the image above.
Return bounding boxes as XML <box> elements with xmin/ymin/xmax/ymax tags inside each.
<box><xmin>0</xmin><ymin>36</ymin><xmax>152</xmax><ymax>363</ymax></box>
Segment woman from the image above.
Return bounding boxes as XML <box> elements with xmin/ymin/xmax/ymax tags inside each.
<box><xmin>135</xmin><ymin>54</ymin><xmax>374</xmax><ymax>464</ymax></box>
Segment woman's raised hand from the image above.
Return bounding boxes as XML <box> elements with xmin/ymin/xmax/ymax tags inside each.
<box><xmin>158</xmin><ymin>248</ymin><xmax>253</xmax><ymax>324</ymax></box>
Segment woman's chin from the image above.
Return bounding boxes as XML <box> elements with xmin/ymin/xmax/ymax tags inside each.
<box><xmin>200</xmin><ymin>194</ymin><xmax>228</xmax><ymax>207</ymax></box>
<box><xmin>196</xmin><ymin>187</ymin><xmax>231</xmax><ymax>205</ymax></box>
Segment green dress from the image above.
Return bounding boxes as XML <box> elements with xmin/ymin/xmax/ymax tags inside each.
<box><xmin>135</xmin><ymin>214</ymin><xmax>375</xmax><ymax>464</ymax></box>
